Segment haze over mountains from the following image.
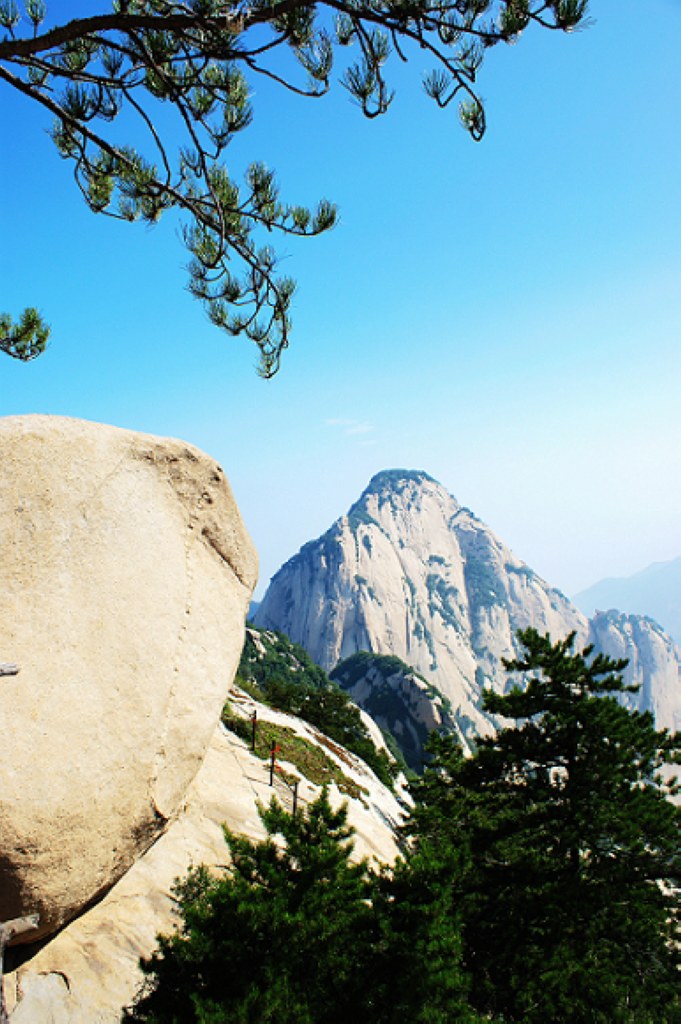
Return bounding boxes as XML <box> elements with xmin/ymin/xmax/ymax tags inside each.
<box><xmin>254</xmin><ymin>470</ymin><xmax>681</xmax><ymax>741</ymax></box>
<box><xmin>574</xmin><ymin>557</ymin><xmax>681</xmax><ymax>646</ymax></box>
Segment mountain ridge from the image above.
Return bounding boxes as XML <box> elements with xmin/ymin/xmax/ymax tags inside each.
<box><xmin>254</xmin><ymin>469</ymin><xmax>681</xmax><ymax>739</ymax></box>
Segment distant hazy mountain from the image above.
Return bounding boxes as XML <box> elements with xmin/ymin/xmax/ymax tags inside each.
<box><xmin>254</xmin><ymin>470</ymin><xmax>681</xmax><ymax>740</ymax></box>
<box><xmin>574</xmin><ymin>558</ymin><xmax>681</xmax><ymax>646</ymax></box>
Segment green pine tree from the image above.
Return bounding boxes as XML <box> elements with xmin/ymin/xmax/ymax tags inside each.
<box><xmin>0</xmin><ymin>308</ymin><xmax>49</xmax><ymax>361</ymax></box>
<box><xmin>124</xmin><ymin>790</ymin><xmax>380</xmax><ymax>1024</ymax></box>
<box><xmin>408</xmin><ymin>629</ymin><xmax>680</xmax><ymax>1024</ymax></box>
<box><xmin>124</xmin><ymin>786</ymin><xmax>481</xmax><ymax>1023</ymax></box>
<box><xmin>370</xmin><ymin>840</ymin><xmax>483</xmax><ymax>1024</ymax></box>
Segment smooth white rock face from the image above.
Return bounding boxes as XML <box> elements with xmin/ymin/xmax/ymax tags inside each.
<box><xmin>7</xmin><ymin>710</ymin><xmax>404</xmax><ymax>1023</ymax></box>
<box><xmin>255</xmin><ymin>470</ymin><xmax>681</xmax><ymax>737</ymax></box>
<box><xmin>0</xmin><ymin>415</ymin><xmax>258</xmax><ymax>939</ymax></box>
<box><xmin>588</xmin><ymin>610</ymin><xmax>681</xmax><ymax>732</ymax></box>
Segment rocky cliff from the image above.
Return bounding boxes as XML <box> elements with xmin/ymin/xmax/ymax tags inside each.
<box><xmin>589</xmin><ymin>609</ymin><xmax>681</xmax><ymax>731</ymax></box>
<box><xmin>330</xmin><ymin>651</ymin><xmax>458</xmax><ymax>772</ymax></box>
<box><xmin>2</xmin><ymin>418</ymin><xmax>402</xmax><ymax>1023</ymax></box>
<box><xmin>254</xmin><ymin>470</ymin><xmax>681</xmax><ymax>739</ymax></box>
<box><xmin>8</xmin><ymin>701</ymin><xmax>404</xmax><ymax>1023</ymax></box>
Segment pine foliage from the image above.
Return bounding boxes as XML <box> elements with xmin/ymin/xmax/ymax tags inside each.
<box><xmin>0</xmin><ymin>307</ymin><xmax>49</xmax><ymax>360</ymax></box>
<box><xmin>1</xmin><ymin>2</ymin><xmax>589</xmax><ymax>371</ymax></box>
<box><xmin>125</xmin><ymin>630</ymin><xmax>679</xmax><ymax>1022</ymax></box>
<box><xmin>408</xmin><ymin>628</ymin><xmax>681</xmax><ymax>1023</ymax></box>
<box><xmin>125</xmin><ymin>792</ymin><xmax>380</xmax><ymax>1023</ymax></box>
<box><xmin>125</xmin><ymin>788</ymin><xmax>478</xmax><ymax>1023</ymax></box>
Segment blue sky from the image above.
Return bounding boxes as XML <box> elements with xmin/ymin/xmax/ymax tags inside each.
<box><xmin>2</xmin><ymin>0</ymin><xmax>680</xmax><ymax>600</ymax></box>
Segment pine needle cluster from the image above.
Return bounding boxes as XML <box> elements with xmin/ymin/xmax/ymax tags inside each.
<box><xmin>1</xmin><ymin>2</ymin><xmax>589</xmax><ymax>372</ymax></box>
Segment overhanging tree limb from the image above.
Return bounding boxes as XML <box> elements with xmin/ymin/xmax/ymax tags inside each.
<box><xmin>1</xmin><ymin>1</ymin><xmax>590</xmax><ymax>375</ymax></box>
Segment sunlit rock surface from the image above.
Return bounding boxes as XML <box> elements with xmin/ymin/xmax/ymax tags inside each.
<box><xmin>255</xmin><ymin>470</ymin><xmax>681</xmax><ymax>738</ymax></box>
<box><xmin>0</xmin><ymin>415</ymin><xmax>257</xmax><ymax>939</ymax></box>
<box><xmin>8</xmin><ymin>706</ymin><xmax>404</xmax><ymax>1023</ymax></box>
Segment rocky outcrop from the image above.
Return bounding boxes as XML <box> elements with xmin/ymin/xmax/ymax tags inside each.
<box><xmin>254</xmin><ymin>470</ymin><xmax>681</xmax><ymax>739</ymax></box>
<box><xmin>588</xmin><ymin>611</ymin><xmax>681</xmax><ymax>732</ymax></box>
<box><xmin>0</xmin><ymin>415</ymin><xmax>258</xmax><ymax>941</ymax></box>
<box><xmin>331</xmin><ymin>651</ymin><xmax>458</xmax><ymax>771</ymax></box>
<box><xmin>7</xmin><ymin>702</ymin><xmax>405</xmax><ymax>1023</ymax></box>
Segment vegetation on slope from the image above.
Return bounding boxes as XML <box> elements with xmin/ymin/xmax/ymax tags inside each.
<box><xmin>128</xmin><ymin>630</ymin><xmax>681</xmax><ymax>1024</ymax></box>
<box><xmin>221</xmin><ymin>713</ymin><xmax>367</xmax><ymax>800</ymax></box>
<box><xmin>124</xmin><ymin>789</ymin><xmax>476</xmax><ymax>1024</ymax></box>
<box><xmin>231</xmin><ymin>626</ymin><xmax>397</xmax><ymax>789</ymax></box>
<box><xmin>331</xmin><ymin>650</ymin><xmax>448</xmax><ymax>774</ymax></box>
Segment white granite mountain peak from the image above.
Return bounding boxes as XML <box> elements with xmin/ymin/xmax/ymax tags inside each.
<box><xmin>254</xmin><ymin>470</ymin><xmax>681</xmax><ymax>738</ymax></box>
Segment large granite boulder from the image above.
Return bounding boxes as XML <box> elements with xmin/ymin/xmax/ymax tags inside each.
<box><xmin>0</xmin><ymin>415</ymin><xmax>257</xmax><ymax>940</ymax></box>
<box><xmin>6</xmin><ymin>705</ymin><xmax>405</xmax><ymax>1023</ymax></box>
